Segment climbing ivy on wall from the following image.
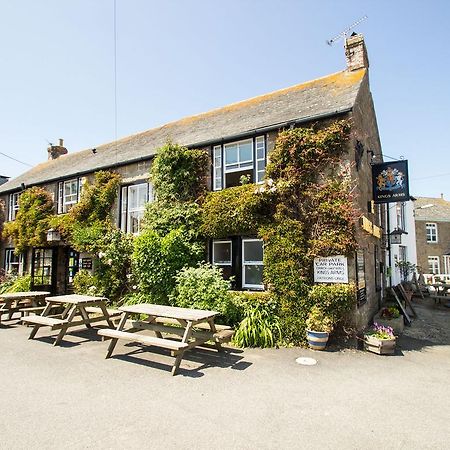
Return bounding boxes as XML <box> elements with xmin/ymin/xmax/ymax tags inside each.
<box><xmin>2</xmin><ymin>187</ymin><xmax>54</xmax><ymax>254</ymax></box>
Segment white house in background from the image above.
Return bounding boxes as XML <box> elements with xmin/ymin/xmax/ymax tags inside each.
<box><xmin>387</xmin><ymin>200</ymin><xmax>417</xmax><ymax>285</ymax></box>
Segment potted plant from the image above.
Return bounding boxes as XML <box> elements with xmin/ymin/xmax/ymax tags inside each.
<box><xmin>306</xmin><ymin>306</ymin><xmax>334</xmax><ymax>350</ymax></box>
<box><xmin>372</xmin><ymin>306</ymin><xmax>404</xmax><ymax>334</ymax></box>
<box><xmin>364</xmin><ymin>323</ymin><xmax>396</xmax><ymax>355</ymax></box>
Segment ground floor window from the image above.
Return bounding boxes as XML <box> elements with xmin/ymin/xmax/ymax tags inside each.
<box><xmin>444</xmin><ymin>255</ymin><xmax>450</xmax><ymax>274</ymax></box>
<box><xmin>4</xmin><ymin>248</ymin><xmax>23</xmax><ymax>274</ymax></box>
<box><xmin>211</xmin><ymin>237</ymin><xmax>264</xmax><ymax>290</ymax></box>
<box><xmin>428</xmin><ymin>256</ymin><xmax>440</xmax><ymax>274</ymax></box>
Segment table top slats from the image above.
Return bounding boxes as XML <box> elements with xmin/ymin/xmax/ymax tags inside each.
<box><xmin>0</xmin><ymin>291</ymin><xmax>51</xmax><ymax>301</ymax></box>
<box><xmin>45</xmin><ymin>294</ymin><xmax>108</xmax><ymax>305</ymax></box>
<box><xmin>119</xmin><ymin>303</ymin><xmax>218</xmax><ymax>321</ymax></box>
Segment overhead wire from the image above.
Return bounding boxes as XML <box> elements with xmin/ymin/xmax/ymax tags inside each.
<box><xmin>0</xmin><ymin>151</ymin><xmax>33</xmax><ymax>167</ymax></box>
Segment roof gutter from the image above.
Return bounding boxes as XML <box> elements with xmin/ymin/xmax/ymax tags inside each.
<box><xmin>0</xmin><ymin>107</ymin><xmax>352</xmax><ymax>195</ymax></box>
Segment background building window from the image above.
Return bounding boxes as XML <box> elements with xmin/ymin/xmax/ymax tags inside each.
<box><xmin>58</xmin><ymin>178</ymin><xmax>81</xmax><ymax>214</ymax></box>
<box><xmin>427</xmin><ymin>256</ymin><xmax>440</xmax><ymax>274</ymax></box>
<box><xmin>444</xmin><ymin>256</ymin><xmax>450</xmax><ymax>275</ymax></box>
<box><xmin>120</xmin><ymin>183</ymin><xmax>150</xmax><ymax>234</ymax></box>
<box><xmin>396</xmin><ymin>202</ymin><xmax>406</xmax><ymax>231</ymax></box>
<box><xmin>242</xmin><ymin>239</ymin><xmax>264</xmax><ymax>289</ymax></box>
<box><xmin>4</xmin><ymin>248</ymin><xmax>23</xmax><ymax>274</ymax></box>
<box><xmin>426</xmin><ymin>223</ymin><xmax>438</xmax><ymax>243</ymax></box>
<box><xmin>8</xmin><ymin>192</ymin><xmax>20</xmax><ymax>221</ymax></box>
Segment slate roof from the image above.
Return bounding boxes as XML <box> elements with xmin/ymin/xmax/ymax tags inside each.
<box><xmin>0</xmin><ymin>68</ymin><xmax>366</xmax><ymax>194</ymax></box>
<box><xmin>414</xmin><ymin>196</ymin><xmax>450</xmax><ymax>222</ymax></box>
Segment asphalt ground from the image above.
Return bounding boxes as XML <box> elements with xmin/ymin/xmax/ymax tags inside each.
<box><xmin>1</xmin><ymin>299</ymin><xmax>449</xmax><ymax>450</ymax></box>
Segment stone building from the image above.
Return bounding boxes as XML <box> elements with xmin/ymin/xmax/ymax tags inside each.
<box><xmin>414</xmin><ymin>195</ymin><xmax>450</xmax><ymax>282</ymax></box>
<box><xmin>0</xmin><ymin>34</ymin><xmax>385</xmax><ymax>328</ymax></box>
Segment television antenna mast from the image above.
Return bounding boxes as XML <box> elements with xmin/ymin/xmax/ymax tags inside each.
<box><xmin>327</xmin><ymin>15</ymin><xmax>368</xmax><ymax>46</ymax></box>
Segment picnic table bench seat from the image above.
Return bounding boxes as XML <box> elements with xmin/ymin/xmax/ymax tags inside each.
<box><xmin>430</xmin><ymin>294</ymin><xmax>450</xmax><ymax>305</ymax></box>
<box><xmin>84</xmin><ymin>307</ymin><xmax>121</xmax><ymax>317</ymax></box>
<box><xmin>98</xmin><ymin>329</ymin><xmax>189</xmax><ymax>351</ymax></box>
<box><xmin>21</xmin><ymin>315</ymin><xmax>68</xmax><ymax>329</ymax></box>
<box><xmin>19</xmin><ymin>304</ymin><xmax>62</xmax><ymax>316</ymax></box>
<box><xmin>153</xmin><ymin>316</ymin><xmax>231</xmax><ymax>331</ymax></box>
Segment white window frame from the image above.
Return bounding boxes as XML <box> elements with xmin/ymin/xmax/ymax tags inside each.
<box><xmin>428</xmin><ymin>256</ymin><xmax>440</xmax><ymax>274</ymax></box>
<box><xmin>444</xmin><ymin>256</ymin><xmax>450</xmax><ymax>275</ymax></box>
<box><xmin>242</xmin><ymin>238</ymin><xmax>264</xmax><ymax>290</ymax></box>
<box><xmin>396</xmin><ymin>202</ymin><xmax>406</xmax><ymax>231</ymax></box>
<box><xmin>120</xmin><ymin>182</ymin><xmax>151</xmax><ymax>235</ymax></box>
<box><xmin>213</xmin><ymin>145</ymin><xmax>223</xmax><ymax>191</ymax></box>
<box><xmin>8</xmin><ymin>192</ymin><xmax>20</xmax><ymax>221</ymax></box>
<box><xmin>4</xmin><ymin>248</ymin><xmax>23</xmax><ymax>275</ymax></box>
<box><xmin>255</xmin><ymin>136</ymin><xmax>266</xmax><ymax>184</ymax></box>
<box><xmin>224</xmin><ymin>138</ymin><xmax>254</xmax><ymax>173</ymax></box>
<box><xmin>58</xmin><ymin>178</ymin><xmax>81</xmax><ymax>214</ymax></box>
<box><xmin>212</xmin><ymin>240</ymin><xmax>232</xmax><ymax>266</ymax></box>
<box><xmin>426</xmin><ymin>223</ymin><xmax>438</xmax><ymax>243</ymax></box>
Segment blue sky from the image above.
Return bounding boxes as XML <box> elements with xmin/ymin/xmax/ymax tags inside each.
<box><xmin>1</xmin><ymin>0</ymin><xmax>449</xmax><ymax>198</ymax></box>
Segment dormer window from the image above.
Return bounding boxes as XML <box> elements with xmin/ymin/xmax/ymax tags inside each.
<box><xmin>57</xmin><ymin>178</ymin><xmax>82</xmax><ymax>214</ymax></box>
<box><xmin>213</xmin><ymin>136</ymin><xmax>266</xmax><ymax>190</ymax></box>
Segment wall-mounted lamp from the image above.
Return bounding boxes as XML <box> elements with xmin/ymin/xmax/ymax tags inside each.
<box><xmin>46</xmin><ymin>228</ymin><xmax>61</xmax><ymax>243</ymax></box>
<box><xmin>20</xmin><ymin>182</ymin><xmax>26</xmax><ymax>191</ymax></box>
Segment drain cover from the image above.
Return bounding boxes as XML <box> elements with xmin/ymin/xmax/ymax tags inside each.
<box><xmin>295</xmin><ymin>357</ymin><xmax>317</xmax><ymax>366</ymax></box>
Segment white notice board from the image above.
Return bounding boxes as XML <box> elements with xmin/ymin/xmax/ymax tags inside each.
<box><xmin>314</xmin><ymin>255</ymin><xmax>349</xmax><ymax>283</ymax></box>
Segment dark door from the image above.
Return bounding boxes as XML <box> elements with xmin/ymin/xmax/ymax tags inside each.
<box><xmin>31</xmin><ymin>247</ymin><xmax>57</xmax><ymax>294</ymax></box>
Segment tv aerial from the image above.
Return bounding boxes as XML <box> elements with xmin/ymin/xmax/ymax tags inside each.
<box><xmin>327</xmin><ymin>15</ymin><xmax>368</xmax><ymax>46</ymax></box>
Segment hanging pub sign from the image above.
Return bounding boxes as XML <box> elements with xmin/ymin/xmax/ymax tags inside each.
<box><xmin>372</xmin><ymin>160</ymin><xmax>410</xmax><ymax>204</ymax></box>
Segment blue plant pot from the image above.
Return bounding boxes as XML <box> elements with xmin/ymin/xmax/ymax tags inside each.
<box><xmin>306</xmin><ymin>330</ymin><xmax>330</xmax><ymax>351</ymax></box>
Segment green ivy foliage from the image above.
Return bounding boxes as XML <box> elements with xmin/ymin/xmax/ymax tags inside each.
<box><xmin>2</xmin><ymin>187</ymin><xmax>54</xmax><ymax>253</ymax></box>
<box><xmin>132</xmin><ymin>228</ymin><xmax>203</xmax><ymax>304</ymax></box>
<box><xmin>150</xmin><ymin>142</ymin><xmax>209</xmax><ymax>203</ymax></box>
<box><xmin>201</xmin><ymin>184</ymin><xmax>275</xmax><ymax>238</ymax></box>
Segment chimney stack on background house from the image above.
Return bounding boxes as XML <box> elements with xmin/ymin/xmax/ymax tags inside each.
<box><xmin>47</xmin><ymin>138</ymin><xmax>68</xmax><ymax>160</ymax></box>
<box><xmin>345</xmin><ymin>33</ymin><xmax>369</xmax><ymax>71</ymax></box>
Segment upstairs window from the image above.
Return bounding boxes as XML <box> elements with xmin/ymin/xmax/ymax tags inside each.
<box><xmin>426</xmin><ymin>223</ymin><xmax>438</xmax><ymax>243</ymax></box>
<box><xmin>120</xmin><ymin>182</ymin><xmax>152</xmax><ymax>234</ymax></box>
<box><xmin>213</xmin><ymin>136</ymin><xmax>266</xmax><ymax>190</ymax></box>
<box><xmin>58</xmin><ymin>178</ymin><xmax>82</xmax><ymax>214</ymax></box>
<box><xmin>395</xmin><ymin>202</ymin><xmax>406</xmax><ymax>231</ymax></box>
<box><xmin>8</xmin><ymin>192</ymin><xmax>20</xmax><ymax>221</ymax></box>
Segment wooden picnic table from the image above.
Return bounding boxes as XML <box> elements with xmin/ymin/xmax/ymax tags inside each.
<box><xmin>428</xmin><ymin>283</ymin><xmax>450</xmax><ymax>307</ymax></box>
<box><xmin>22</xmin><ymin>294</ymin><xmax>120</xmax><ymax>346</ymax></box>
<box><xmin>98</xmin><ymin>303</ymin><xmax>233</xmax><ymax>376</ymax></box>
<box><xmin>0</xmin><ymin>291</ymin><xmax>50</xmax><ymax>324</ymax></box>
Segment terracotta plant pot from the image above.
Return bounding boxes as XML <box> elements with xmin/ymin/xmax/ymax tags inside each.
<box><xmin>364</xmin><ymin>335</ymin><xmax>396</xmax><ymax>355</ymax></box>
<box><xmin>306</xmin><ymin>330</ymin><xmax>330</xmax><ymax>351</ymax></box>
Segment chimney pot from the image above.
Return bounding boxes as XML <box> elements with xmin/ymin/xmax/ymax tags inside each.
<box><xmin>59</xmin><ymin>138</ymin><xmax>64</xmax><ymax>147</ymax></box>
<box><xmin>345</xmin><ymin>33</ymin><xmax>369</xmax><ymax>71</ymax></box>
<box><xmin>48</xmin><ymin>139</ymin><xmax>68</xmax><ymax>160</ymax></box>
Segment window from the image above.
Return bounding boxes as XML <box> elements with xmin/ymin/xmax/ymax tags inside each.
<box><xmin>426</xmin><ymin>223</ymin><xmax>438</xmax><ymax>243</ymax></box>
<box><xmin>4</xmin><ymin>249</ymin><xmax>23</xmax><ymax>274</ymax></box>
<box><xmin>242</xmin><ymin>239</ymin><xmax>264</xmax><ymax>289</ymax></box>
<box><xmin>8</xmin><ymin>192</ymin><xmax>20</xmax><ymax>221</ymax></box>
<box><xmin>428</xmin><ymin>256</ymin><xmax>440</xmax><ymax>274</ymax></box>
<box><xmin>212</xmin><ymin>240</ymin><xmax>232</xmax><ymax>279</ymax></box>
<box><xmin>120</xmin><ymin>183</ymin><xmax>151</xmax><ymax>234</ymax></box>
<box><xmin>212</xmin><ymin>136</ymin><xmax>266</xmax><ymax>190</ymax></box>
<box><xmin>444</xmin><ymin>256</ymin><xmax>450</xmax><ymax>275</ymax></box>
<box><xmin>58</xmin><ymin>178</ymin><xmax>82</xmax><ymax>214</ymax></box>
<box><xmin>396</xmin><ymin>202</ymin><xmax>406</xmax><ymax>231</ymax></box>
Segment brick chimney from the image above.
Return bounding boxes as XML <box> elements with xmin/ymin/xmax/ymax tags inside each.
<box><xmin>48</xmin><ymin>138</ymin><xmax>68</xmax><ymax>160</ymax></box>
<box><xmin>345</xmin><ymin>33</ymin><xmax>369</xmax><ymax>71</ymax></box>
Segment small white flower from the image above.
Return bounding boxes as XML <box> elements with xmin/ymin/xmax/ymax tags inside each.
<box><xmin>132</xmin><ymin>285</ymin><xmax>137</xmax><ymax>290</ymax></box>
<box><xmin>267</xmin><ymin>178</ymin><xmax>274</xmax><ymax>187</ymax></box>
<box><xmin>98</xmin><ymin>252</ymin><xmax>105</xmax><ymax>259</ymax></box>
<box><xmin>259</xmin><ymin>186</ymin><xmax>266</xmax><ymax>193</ymax></box>
<box><xmin>254</xmin><ymin>188</ymin><xmax>259</xmax><ymax>194</ymax></box>
<box><xmin>107</xmin><ymin>259</ymin><xmax>113</xmax><ymax>265</ymax></box>
<box><xmin>269</xmin><ymin>186</ymin><xmax>277</xmax><ymax>193</ymax></box>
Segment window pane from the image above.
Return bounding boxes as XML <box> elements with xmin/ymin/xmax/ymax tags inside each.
<box><xmin>213</xmin><ymin>241</ymin><xmax>232</xmax><ymax>265</ymax></box>
<box><xmin>239</xmin><ymin>141</ymin><xmax>253</xmax><ymax>162</ymax></box>
<box><xmin>243</xmin><ymin>240</ymin><xmax>263</xmax><ymax>262</ymax></box>
<box><xmin>244</xmin><ymin>265</ymin><xmax>263</xmax><ymax>286</ymax></box>
<box><xmin>225</xmin><ymin>144</ymin><xmax>238</xmax><ymax>165</ymax></box>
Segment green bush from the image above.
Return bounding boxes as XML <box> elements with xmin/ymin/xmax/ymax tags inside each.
<box><xmin>201</xmin><ymin>184</ymin><xmax>274</xmax><ymax>238</ymax></box>
<box><xmin>73</xmin><ymin>270</ymin><xmax>101</xmax><ymax>296</ymax></box>
<box><xmin>170</xmin><ymin>263</ymin><xmax>236</xmax><ymax>323</ymax></box>
<box><xmin>307</xmin><ymin>283</ymin><xmax>356</xmax><ymax>324</ymax></box>
<box><xmin>0</xmin><ymin>274</ymin><xmax>32</xmax><ymax>294</ymax></box>
<box><xmin>132</xmin><ymin>228</ymin><xmax>203</xmax><ymax>304</ymax></box>
<box><xmin>150</xmin><ymin>142</ymin><xmax>209</xmax><ymax>203</ymax></box>
<box><xmin>306</xmin><ymin>306</ymin><xmax>333</xmax><ymax>332</ymax></box>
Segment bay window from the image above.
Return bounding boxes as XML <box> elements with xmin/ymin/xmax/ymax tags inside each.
<box><xmin>120</xmin><ymin>182</ymin><xmax>151</xmax><ymax>234</ymax></box>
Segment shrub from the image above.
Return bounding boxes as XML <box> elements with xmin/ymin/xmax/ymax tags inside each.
<box><xmin>201</xmin><ymin>184</ymin><xmax>274</xmax><ymax>238</ymax></box>
<box><xmin>2</xmin><ymin>187</ymin><xmax>54</xmax><ymax>253</ymax></box>
<box><xmin>306</xmin><ymin>306</ymin><xmax>333</xmax><ymax>333</ymax></box>
<box><xmin>0</xmin><ymin>274</ymin><xmax>32</xmax><ymax>293</ymax></box>
<box><xmin>307</xmin><ymin>283</ymin><xmax>356</xmax><ymax>324</ymax></box>
<box><xmin>73</xmin><ymin>270</ymin><xmax>102</xmax><ymax>296</ymax></box>
<box><xmin>132</xmin><ymin>228</ymin><xmax>203</xmax><ymax>303</ymax></box>
<box><xmin>170</xmin><ymin>263</ymin><xmax>235</xmax><ymax>323</ymax></box>
<box><xmin>150</xmin><ymin>142</ymin><xmax>209</xmax><ymax>203</ymax></box>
